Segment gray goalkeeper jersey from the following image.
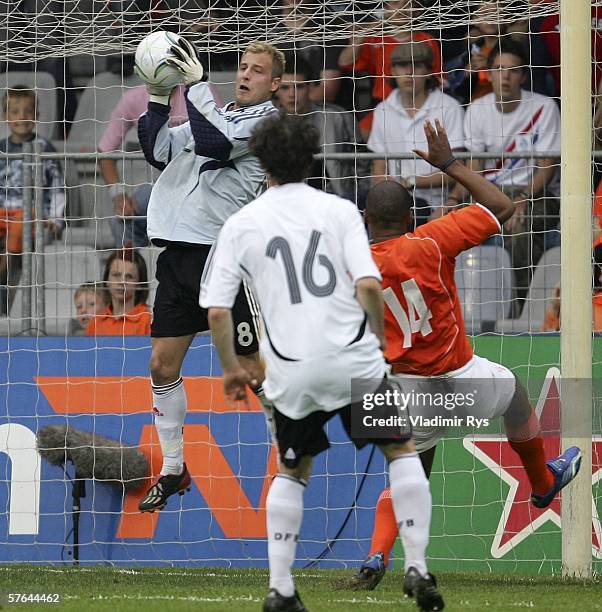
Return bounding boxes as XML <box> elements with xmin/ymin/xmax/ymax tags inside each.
<box><xmin>138</xmin><ymin>82</ymin><xmax>277</xmax><ymax>245</ymax></box>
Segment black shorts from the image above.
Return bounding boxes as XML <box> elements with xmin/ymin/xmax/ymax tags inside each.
<box><xmin>272</xmin><ymin>377</ymin><xmax>412</xmax><ymax>469</ymax></box>
<box><xmin>151</xmin><ymin>243</ymin><xmax>260</xmax><ymax>355</ymax></box>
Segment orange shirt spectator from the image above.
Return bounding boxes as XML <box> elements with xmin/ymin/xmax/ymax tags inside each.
<box><xmin>541</xmin><ymin>291</ymin><xmax>602</xmax><ymax>332</ymax></box>
<box><xmin>541</xmin><ymin>245</ymin><xmax>602</xmax><ymax>331</ymax></box>
<box><xmin>86</xmin><ymin>248</ymin><xmax>151</xmax><ymax>336</ymax></box>
<box><xmin>86</xmin><ymin>302</ymin><xmax>151</xmax><ymax>336</ymax></box>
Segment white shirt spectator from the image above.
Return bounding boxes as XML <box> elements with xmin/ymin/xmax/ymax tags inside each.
<box><xmin>368</xmin><ymin>88</ymin><xmax>464</xmax><ymax>209</ymax></box>
<box><xmin>464</xmin><ymin>90</ymin><xmax>560</xmax><ymax>195</ymax></box>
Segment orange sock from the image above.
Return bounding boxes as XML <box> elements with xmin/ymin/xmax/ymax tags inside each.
<box><xmin>368</xmin><ymin>488</ymin><xmax>398</xmax><ymax>565</ymax></box>
<box><xmin>508</xmin><ymin>436</ymin><xmax>554</xmax><ymax>495</ymax></box>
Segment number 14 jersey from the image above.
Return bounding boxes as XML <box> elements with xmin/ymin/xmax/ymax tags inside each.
<box><xmin>370</xmin><ymin>204</ymin><xmax>500</xmax><ymax>376</ymax></box>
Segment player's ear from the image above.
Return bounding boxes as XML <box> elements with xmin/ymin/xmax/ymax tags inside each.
<box><xmin>270</xmin><ymin>76</ymin><xmax>281</xmax><ymax>94</ymax></box>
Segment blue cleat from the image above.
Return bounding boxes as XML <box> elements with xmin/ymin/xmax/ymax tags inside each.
<box><xmin>346</xmin><ymin>552</ymin><xmax>386</xmax><ymax>591</ymax></box>
<box><xmin>530</xmin><ymin>446</ymin><xmax>582</xmax><ymax>509</ymax></box>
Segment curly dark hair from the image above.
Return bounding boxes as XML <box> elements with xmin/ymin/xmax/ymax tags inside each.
<box><xmin>249</xmin><ymin>112</ymin><xmax>320</xmax><ymax>185</ymax></box>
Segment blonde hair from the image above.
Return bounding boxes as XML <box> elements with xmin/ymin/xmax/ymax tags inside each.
<box><xmin>242</xmin><ymin>42</ymin><xmax>285</xmax><ymax>78</ymax></box>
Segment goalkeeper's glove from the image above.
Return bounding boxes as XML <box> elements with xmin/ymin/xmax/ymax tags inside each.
<box><xmin>166</xmin><ymin>38</ymin><xmax>205</xmax><ymax>86</ymax></box>
<box><xmin>133</xmin><ymin>64</ymin><xmax>174</xmax><ymax>105</ymax></box>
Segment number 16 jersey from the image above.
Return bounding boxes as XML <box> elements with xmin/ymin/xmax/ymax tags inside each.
<box><xmin>200</xmin><ymin>182</ymin><xmax>386</xmax><ymax>417</ymax></box>
<box><xmin>370</xmin><ymin>204</ymin><xmax>500</xmax><ymax>376</ymax></box>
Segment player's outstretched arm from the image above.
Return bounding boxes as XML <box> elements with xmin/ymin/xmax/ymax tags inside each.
<box><xmin>414</xmin><ymin>119</ymin><xmax>514</xmax><ymax>224</ymax></box>
<box><xmin>355</xmin><ymin>277</ymin><xmax>386</xmax><ymax>352</ymax></box>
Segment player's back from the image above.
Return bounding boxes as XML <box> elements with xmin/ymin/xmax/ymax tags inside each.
<box><xmin>231</xmin><ymin>183</ymin><xmax>379</xmax><ymax>362</ymax></box>
<box><xmin>370</xmin><ymin>204</ymin><xmax>500</xmax><ymax>375</ymax></box>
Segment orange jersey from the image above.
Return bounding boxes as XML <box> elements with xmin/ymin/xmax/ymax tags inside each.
<box><xmin>86</xmin><ymin>303</ymin><xmax>151</xmax><ymax>336</ymax></box>
<box><xmin>370</xmin><ymin>205</ymin><xmax>500</xmax><ymax>375</ymax></box>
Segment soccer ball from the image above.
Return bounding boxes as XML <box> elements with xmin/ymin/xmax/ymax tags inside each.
<box><xmin>134</xmin><ymin>30</ymin><xmax>183</xmax><ymax>90</ymax></box>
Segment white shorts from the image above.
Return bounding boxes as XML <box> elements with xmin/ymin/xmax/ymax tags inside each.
<box><xmin>263</xmin><ymin>334</ymin><xmax>386</xmax><ymax>420</ymax></box>
<box><xmin>392</xmin><ymin>355</ymin><xmax>516</xmax><ymax>453</ymax></box>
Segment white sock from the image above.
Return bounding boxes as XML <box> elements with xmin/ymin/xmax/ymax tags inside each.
<box><xmin>267</xmin><ymin>474</ymin><xmax>305</xmax><ymax>597</ymax></box>
<box><xmin>152</xmin><ymin>377</ymin><xmax>186</xmax><ymax>475</ymax></box>
<box><xmin>389</xmin><ymin>453</ymin><xmax>431</xmax><ymax>576</ymax></box>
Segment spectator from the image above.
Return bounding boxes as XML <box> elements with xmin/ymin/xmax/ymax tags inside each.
<box><xmin>275</xmin><ymin>53</ymin><xmax>370</xmax><ymax>205</ymax></box>
<box><xmin>444</xmin><ymin>1</ymin><xmax>555</xmax><ymax>104</ymax></box>
<box><xmin>0</xmin><ymin>86</ymin><xmax>66</xmax><ymax>314</ymax></box>
<box><xmin>447</xmin><ymin>39</ymin><xmax>560</xmax><ymax>305</ymax></box>
<box><xmin>541</xmin><ymin>246</ymin><xmax>602</xmax><ymax>332</ymax></box>
<box><xmin>0</xmin><ymin>0</ymin><xmax>77</xmax><ymax>137</ymax></box>
<box><xmin>86</xmin><ymin>248</ymin><xmax>151</xmax><ymax>336</ymax></box>
<box><xmin>272</xmin><ymin>0</ymin><xmax>350</xmax><ymax>107</ymax></box>
<box><xmin>338</xmin><ymin>0</ymin><xmax>442</xmax><ymax>137</ymax></box>
<box><xmin>367</xmin><ymin>42</ymin><xmax>464</xmax><ymax>224</ymax></box>
<box><xmin>69</xmin><ymin>282</ymin><xmax>108</xmax><ymax>336</ymax></box>
<box><xmin>444</xmin><ymin>1</ymin><xmax>503</xmax><ymax>104</ymax></box>
<box><xmin>539</xmin><ymin>4</ymin><xmax>602</xmax><ymax>96</ymax></box>
<box><xmin>98</xmin><ymin>85</ymin><xmax>188</xmax><ymax>248</ymax></box>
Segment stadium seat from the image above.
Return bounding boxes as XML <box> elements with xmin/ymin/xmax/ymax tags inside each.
<box><xmin>455</xmin><ymin>245</ymin><xmax>514</xmax><ymax>334</ymax></box>
<box><xmin>0</xmin><ymin>71</ymin><xmax>57</xmax><ymax>140</ymax></box>
<box><xmin>5</xmin><ymin>243</ymin><xmax>102</xmax><ymax>336</ymax></box>
<box><xmin>68</xmin><ymin>71</ymin><xmax>139</xmax><ymax>152</ymax></box>
<box><xmin>495</xmin><ymin>246</ymin><xmax>561</xmax><ymax>333</ymax></box>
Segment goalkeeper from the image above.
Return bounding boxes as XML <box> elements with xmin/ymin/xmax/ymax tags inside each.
<box><xmin>136</xmin><ymin>38</ymin><xmax>283</xmax><ymax>512</ymax></box>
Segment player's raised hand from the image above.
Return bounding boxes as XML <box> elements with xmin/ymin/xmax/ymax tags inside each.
<box><xmin>413</xmin><ymin>119</ymin><xmax>458</xmax><ymax>172</ymax></box>
<box><xmin>166</xmin><ymin>37</ymin><xmax>204</xmax><ymax>85</ymax></box>
<box><xmin>222</xmin><ymin>365</ymin><xmax>254</xmax><ymax>406</ymax></box>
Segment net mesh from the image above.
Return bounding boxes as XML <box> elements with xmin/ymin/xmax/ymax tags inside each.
<box><xmin>0</xmin><ymin>0</ymin><xmax>598</xmax><ymax>573</ymax></box>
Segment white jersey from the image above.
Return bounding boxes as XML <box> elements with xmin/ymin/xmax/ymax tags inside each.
<box><xmin>200</xmin><ymin>182</ymin><xmax>386</xmax><ymax>418</ymax></box>
<box><xmin>368</xmin><ymin>89</ymin><xmax>464</xmax><ymax>209</ymax></box>
<box><xmin>140</xmin><ymin>81</ymin><xmax>277</xmax><ymax>245</ymax></box>
<box><xmin>464</xmin><ymin>90</ymin><xmax>560</xmax><ymax>194</ymax></box>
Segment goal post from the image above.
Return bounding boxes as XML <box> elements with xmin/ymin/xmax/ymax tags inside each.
<box><xmin>560</xmin><ymin>0</ymin><xmax>593</xmax><ymax>579</ymax></box>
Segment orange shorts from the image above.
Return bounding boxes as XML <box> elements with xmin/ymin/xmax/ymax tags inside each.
<box><xmin>0</xmin><ymin>208</ymin><xmax>34</xmax><ymax>255</ymax></box>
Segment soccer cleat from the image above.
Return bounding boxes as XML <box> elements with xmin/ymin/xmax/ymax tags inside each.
<box><xmin>346</xmin><ymin>552</ymin><xmax>386</xmax><ymax>591</ymax></box>
<box><xmin>262</xmin><ymin>588</ymin><xmax>307</xmax><ymax>612</ymax></box>
<box><xmin>138</xmin><ymin>463</ymin><xmax>191</xmax><ymax>513</ymax></box>
<box><xmin>403</xmin><ymin>566</ymin><xmax>421</xmax><ymax>598</ymax></box>
<box><xmin>530</xmin><ymin>446</ymin><xmax>582</xmax><ymax>509</ymax></box>
<box><xmin>414</xmin><ymin>572</ymin><xmax>445</xmax><ymax>611</ymax></box>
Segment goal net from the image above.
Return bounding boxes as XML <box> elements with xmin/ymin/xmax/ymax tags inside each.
<box><xmin>0</xmin><ymin>0</ymin><xmax>598</xmax><ymax>574</ymax></box>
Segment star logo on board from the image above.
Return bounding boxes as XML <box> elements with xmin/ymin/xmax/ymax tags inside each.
<box><xmin>463</xmin><ymin>367</ymin><xmax>602</xmax><ymax>559</ymax></box>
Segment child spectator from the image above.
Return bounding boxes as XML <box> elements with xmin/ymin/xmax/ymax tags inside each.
<box><xmin>0</xmin><ymin>86</ymin><xmax>66</xmax><ymax>313</ymax></box>
<box><xmin>86</xmin><ymin>249</ymin><xmax>151</xmax><ymax>336</ymax></box>
<box><xmin>69</xmin><ymin>282</ymin><xmax>108</xmax><ymax>336</ymax></box>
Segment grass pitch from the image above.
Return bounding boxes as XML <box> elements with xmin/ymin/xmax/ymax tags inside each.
<box><xmin>1</xmin><ymin>566</ymin><xmax>601</xmax><ymax>611</ymax></box>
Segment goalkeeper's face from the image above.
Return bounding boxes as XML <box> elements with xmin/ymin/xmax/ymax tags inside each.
<box><xmin>236</xmin><ymin>52</ymin><xmax>281</xmax><ymax>107</ymax></box>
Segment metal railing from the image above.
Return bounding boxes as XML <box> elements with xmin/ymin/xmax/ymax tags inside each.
<box><xmin>3</xmin><ymin>148</ymin><xmax>590</xmax><ymax>335</ymax></box>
